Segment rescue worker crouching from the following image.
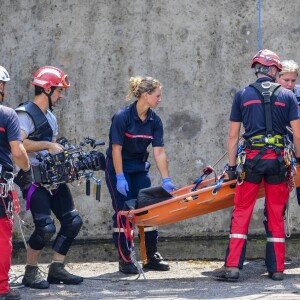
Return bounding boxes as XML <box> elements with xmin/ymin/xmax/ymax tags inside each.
<box><xmin>105</xmin><ymin>76</ymin><xmax>177</xmax><ymax>274</ymax></box>
<box><xmin>213</xmin><ymin>49</ymin><xmax>300</xmax><ymax>282</ymax></box>
<box><xmin>14</xmin><ymin>66</ymin><xmax>83</xmax><ymax>289</ymax></box>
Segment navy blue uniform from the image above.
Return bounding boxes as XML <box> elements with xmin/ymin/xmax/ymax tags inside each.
<box><xmin>230</xmin><ymin>78</ymin><xmax>299</xmax><ymax>138</ymax></box>
<box><xmin>294</xmin><ymin>85</ymin><xmax>300</xmax><ymax>105</ymax></box>
<box><xmin>0</xmin><ymin>106</ymin><xmax>22</xmax><ymax>217</ymax></box>
<box><xmin>0</xmin><ymin>106</ymin><xmax>22</xmax><ymax>171</ymax></box>
<box><xmin>105</xmin><ymin>101</ymin><xmax>164</xmax><ymax>257</ymax></box>
<box><xmin>288</xmin><ymin>85</ymin><xmax>300</xmax><ymax>204</ymax></box>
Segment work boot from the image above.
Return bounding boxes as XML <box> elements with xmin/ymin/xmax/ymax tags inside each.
<box><xmin>212</xmin><ymin>266</ymin><xmax>239</xmax><ymax>281</ymax></box>
<box><xmin>143</xmin><ymin>252</ymin><xmax>170</xmax><ymax>271</ymax></box>
<box><xmin>268</xmin><ymin>272</ymin><xmax>284</xmax><ymax>281</ymax></box>
<box><xmin>0</xmin><ymin>289</ymin><xmax>21</xmax><ymax>300</ymax></box>
<box><xmin>22</xmin><ymin>265</ymin><xmax>49</xmax><ymax>289</ymax></box>
<box><xmin>212</xmin><ymin>265</ymin><xmax>227</xmax><ymax>277</ymax></box>
<box><xmin>47</xmin><ymin>262</ymin><xmax>83</xmax><ymax>285</ymax></box>
<box><xmin>119</xmin><ymin>258</ymin><xmax>139</xmax><ymax>274</ymax></box>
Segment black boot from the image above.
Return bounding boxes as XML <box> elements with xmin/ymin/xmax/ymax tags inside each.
<box><xmin>269</xmin><ymin>272</ymin><xmax>284</xmax><ymax>281</ymax></box>
<box><xmin>22</xmin><ymin>265</ymin><xmax>49</xmax><ymax>289</ymax></box>
<box><xmin>0</xmin><ymin>289</ymin><xmax>21</xmax><ymax>300</ymax></box>
<box><xmin>119</xmin><ymin>258</ymin><xmax>139</xmax><ymax>274</ymax></box>
<box><xmin>143</xmin><ymin>252</ymin><xmax>170</xmax><ymax>271</ymax></box>
<box><xmin>47</xmin><ymin>262</ymin><xmax>83</xmax><ymax>285</ymax></box>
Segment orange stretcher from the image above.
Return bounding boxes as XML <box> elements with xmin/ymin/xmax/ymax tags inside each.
<box><xmin>120</xmin><ymin>165</ymin><xmax>300</xmax><ymax>265</ymax></box>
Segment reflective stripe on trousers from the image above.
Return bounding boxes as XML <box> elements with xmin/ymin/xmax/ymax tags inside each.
<box><xmin>113</xmin><ymin>226</ymin><xmax>158</xmax><ymax>233</ymax></box>
<box><xmin>267</xmin><ymin>237</ymin><xmax>285</xmax><ymax>243</ymax></box>
<box><xmin>225</xmin><ymin>179</ymin><xmax>288</xmax><ymax>272</ymax></box>
<box><xmin>229</xmin><ymin>234</ymin><xmax>247</xmax><ymax>239</ymax></box>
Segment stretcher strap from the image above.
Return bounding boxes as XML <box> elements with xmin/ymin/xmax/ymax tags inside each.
<box><xmin>116</xmin><ymin>210</ymin><xmax>136</xmax><ymax>263</ymax></box>
<box><xmin>212</xmin><ymin>165</ymin><xmax>228</xmax><ymax>194</ymax></box>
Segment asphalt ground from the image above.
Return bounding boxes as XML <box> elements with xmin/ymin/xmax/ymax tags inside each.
<box><xmin>9</xmin><ymin>258</ymin><xmax>300</xmax><ymax>300</ymax></box>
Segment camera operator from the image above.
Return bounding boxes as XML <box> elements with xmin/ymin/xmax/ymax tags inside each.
<box><xmin>15</xmin><ymin>66</ymin><xmax>83</xmax><ymax>289</ymax></box>
<box><xmin>0</xmin><ymin>66</ymin><xmax>31</xmax><ymax>300</ymax></box>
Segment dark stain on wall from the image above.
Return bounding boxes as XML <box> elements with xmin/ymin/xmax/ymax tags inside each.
<box><xmin>166</xmin><ymin>111</ymin><xmax>202</xmax><ymax>139</ymax></box>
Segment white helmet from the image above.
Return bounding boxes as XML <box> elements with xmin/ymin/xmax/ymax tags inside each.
<box><xmin>0</xmin><ymin>66</ymin><xmax>10</xmax><ymax>82</ymax></box>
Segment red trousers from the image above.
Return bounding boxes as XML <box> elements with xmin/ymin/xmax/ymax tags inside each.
<box><xmin>0</xmin><ymin>217</ymin><xmax>13</xmax><ymax>294</ymax></box>
<box><xmin>225</xmin><ymin>180</ymin><xmax>288</xmax><ymax>272</ymax></box>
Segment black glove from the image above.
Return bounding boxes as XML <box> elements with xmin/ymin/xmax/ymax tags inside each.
<box><xmin>296</xmin><ymin>157</ymin><xmax>300</xmax><ymax>164</ymax></box>
<box><xmin>227</xmin><ymin>165</ymin><xmax>237</xmax><ymax>180</ymax></box>
<box><xmin>14</xmin><ymin>169</ymin><xmax>33</xmax><ymax>192</ymax></box>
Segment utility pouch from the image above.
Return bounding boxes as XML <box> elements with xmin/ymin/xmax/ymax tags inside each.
<box><xmin>142</xmin><ymin>151</ymin><xmax>149</xmax><ymax>163</ymax></box>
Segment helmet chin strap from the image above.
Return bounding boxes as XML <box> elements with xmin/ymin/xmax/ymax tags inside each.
<box><xmin>0</xmin><ymin>82</ymin><xmax>5</xmax><ymax>101</ymax></box>
<box><xmin>42</xmin><ymin>88</ymin><xmax>55</xmax><ymax>111</ymax></box>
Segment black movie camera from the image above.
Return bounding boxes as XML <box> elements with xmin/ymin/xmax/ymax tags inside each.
<box><xmin>31</xmin><ymin>137</ymin><xmax>106</xmax><ymax>201</ymax></box>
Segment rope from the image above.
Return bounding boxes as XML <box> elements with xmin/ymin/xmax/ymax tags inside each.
<box><xmin>285</xmin><ymin>194</ymin><xmax>293</xmax><ymax>238</ymax></box>
<box><xmin>257</xmin><ymin>0</ymin><xmax>262</xmax><ymax>50</ymax></box>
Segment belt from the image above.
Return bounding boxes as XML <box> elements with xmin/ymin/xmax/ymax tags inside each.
<box><xmin>247</xmin><ymin>134</ymin><xmax>285</xmax><ymax>148</ymax></box>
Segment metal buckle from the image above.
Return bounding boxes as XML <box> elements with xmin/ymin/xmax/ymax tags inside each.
<box><xmin>261</xmin><ymin>81</ymin><xmax>271</xmax><ymax>89</ymax></box>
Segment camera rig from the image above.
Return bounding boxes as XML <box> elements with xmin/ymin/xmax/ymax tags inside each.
<box><xmin>31</xmin><ymin>137</ymin><xmax>106</xmax><ymax>201</ymax></box>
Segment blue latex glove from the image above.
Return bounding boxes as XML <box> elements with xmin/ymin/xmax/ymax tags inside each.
<box><xmin>162</xmin><ymin>177</ymin><xmax>178</xmax><ymax>193</ymax></box>
<box><xmin>116</xmin><ymin>173</ymin><xmax>129</xmax><ymax>196</ymax></box>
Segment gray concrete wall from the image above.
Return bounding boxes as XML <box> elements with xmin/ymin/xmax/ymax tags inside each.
<box><xmin>1</xmin><ymin>0</ymin><xmax>300</xmax><ymax>241</ymax></box>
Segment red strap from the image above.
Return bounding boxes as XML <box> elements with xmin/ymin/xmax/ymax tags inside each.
<box><xmin>116</xmin><ymin>210</ymin><xmax>136</xmax><ymax>263</ymax></box>
<box><xmin>11</xmin><ymin>189</ymin><xmax>20</xmax><ymax>215</ymax></box>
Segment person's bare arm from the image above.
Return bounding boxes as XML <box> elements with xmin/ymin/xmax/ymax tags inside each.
<box><xmin>21</xmin><ymin>130</ymin><xmax>64</xmax><ymax>154</ymax></box>
<box><xmin>153</xmin><ymin>146</ymin><xmax>169</xmax><ymax>178</ymax></box>
<box><xmin>227</xmin><ymin>121</ymin><xmax>241</xmax><ymax>166</ymax></box>
<box><xmin>10</xmin><ymin>140</ymin><xmax>30</xmax><ymax>171</ymax></box>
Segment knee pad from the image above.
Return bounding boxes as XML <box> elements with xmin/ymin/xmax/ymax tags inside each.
<box><xmin>52</xmin><ymin>210</ymin><xmax>83</xmax><ymax>255</ymax></box>
<box><xmin>59</xmin><ymin>210</ymin><xmax>83</xmax><ymax>239</ymax></box>
<box><xmin>29</xmin><ymin>217</ymin><xmax>56</xmax><ymax>250</ymax></box>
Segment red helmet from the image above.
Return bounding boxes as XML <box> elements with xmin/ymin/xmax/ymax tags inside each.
<box><xmin>31</xmin><ymin>66</ymin><xmax>70</xmax><ymax>89</ymax></box>
<box><xmin>251</xmin><ymin>49</ymin><xmax>282</xmax><ymax>71</ymax></box>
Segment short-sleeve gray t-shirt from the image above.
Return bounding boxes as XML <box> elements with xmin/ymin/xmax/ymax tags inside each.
<box><xmin>17</xmin><ymin>109</ymin><xmax>58</xmax><ymax>165</ymax></box>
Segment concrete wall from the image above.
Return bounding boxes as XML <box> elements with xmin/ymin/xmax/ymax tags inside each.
<box><xmin>1</xmin><ymin>0</ymin><xmax>300</xmax><ymax>241</ymax></box>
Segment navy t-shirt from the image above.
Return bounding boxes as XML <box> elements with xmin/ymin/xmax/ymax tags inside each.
<box><xmin>106</xmin><ymin>101</ymin><xmax>164</xmax><ymax>161</ymax></box>
<box><xmin>230</xmin><ymin>78</ymin><xmax>299</xmax><ymax>139</ymax></box>
<box><xmin>294</xmin><ymin>85</ymin><xmax>300</xmax><ymax>106</ymax></box>
<box><xmin>0</xmin><ymin>105</ymin><xmax>22</xmax><ymax>170</ymax></box>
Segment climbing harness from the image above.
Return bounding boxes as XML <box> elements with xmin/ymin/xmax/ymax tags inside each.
<box><xmin>236</xmin><ymin>143</ymin><xmax>246</xmax><ymax>185</ymax></box>
<box><xmin>239</xmin><ymin>81</ymin><xmax>294</xmax><ymax>185</ymax></box>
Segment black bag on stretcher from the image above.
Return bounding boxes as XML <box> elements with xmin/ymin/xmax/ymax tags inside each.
<box><xmin>123</xmin><ymin>186</ymin><xmax>173</xmax><ymax>211</ymax></box>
